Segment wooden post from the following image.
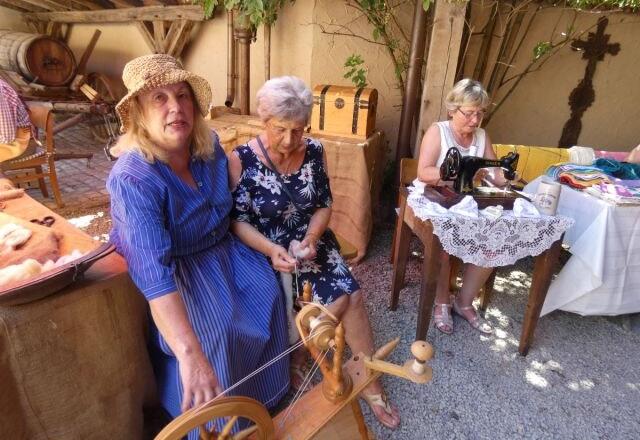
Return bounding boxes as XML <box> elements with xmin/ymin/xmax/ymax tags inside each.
<box><xmin>414</xmin><ymin>0</ymin><xmax>468</xmax><ymax>157</ymax></box>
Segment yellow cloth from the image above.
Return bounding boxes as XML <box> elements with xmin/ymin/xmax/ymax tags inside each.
<box><xmin>0</xmin><ymin>127</ymin><xmax>30</xmax><ymax>163</ymax></box>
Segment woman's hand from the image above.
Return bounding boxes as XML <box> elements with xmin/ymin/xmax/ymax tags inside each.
<box><xmin>298</xmin><ymin>234</ymin><xmax>318</xmax><ymax>261</ymax></box>
<box><xmin>178</xmin><ymin>350</ymin><xmax>222</xmax><ymax>412</ymax></box>
<box><xmin>270</xmin><ymin>243</ymin><xmax>297</xmax><ymax>272</ymax></box>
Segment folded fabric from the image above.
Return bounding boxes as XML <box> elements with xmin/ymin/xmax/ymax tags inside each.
<box><xmin>546</xmin><ymin>163</ymin><xmax>611</xmax><ymax>189</ymax></box>
<box><xmin>481</xmin><ymin>205</ymin><xmax>503</xmax><ymax>220</ymax></box>
<box><xmin>513</xmin><ymin>198</ymin><xmax>540</xmax><ymax>217</ymax></box>
<box><xmin>449</xmin><ymin>195</ymin><xmax>478</xmax><ymax>218</ymax></box>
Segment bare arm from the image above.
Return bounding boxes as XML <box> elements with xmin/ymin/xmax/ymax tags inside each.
<box><xmin>150</xmin><ymin>292</ymin><xmax>221</xmax><ymax>412</ymax></box>
<box><xmin>417</xmin><ymin>124</ymin><xmax>444</xmax><ymax>185</ymax></box>
<box><xmin>227</xmin><ymin>149</ymin><xmax>243</xmax><ymax>191</ymax></box>
<box><xmin>481</xmin><ymin>134</ymin><xmax>508</xmax><ymax>187</ymax></box>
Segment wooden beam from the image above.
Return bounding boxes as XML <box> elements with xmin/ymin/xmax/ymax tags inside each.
<box><xmin>14</xmin><ymin>0</ymin><xmax>69</xmax><ymax>11</ymax></box>
<box><xmin>415</xmin><ymin>0</ymin><xmax>468</xmax><ymax>156</ymax></box>
<box><xmin>152</xmin><ymin>20</ymin><xmax>166</xmax><ymax>53</ymax></box>
<box><xmin>67</xmin><ymin>0</ymin><xmax>100</xmax><ymax>10</ymax></box>
<box><xmin>135</xmin><ymin>21</ymin><xmax>156</xmax><ymax>52</ymax></box>
<box><xmin>0</xmin><ymin>0</ymin><xmax>30</xmax><ymax>12</ymax></box>
<box><xmin>24</xmin><ymin>5</ymin><xmax>206</xmax><ymax>23</ymax></box>
<box><xmin>0</xmin><ymin>0</ymin><xmax>46</xmax><ymax>12</ymax></box>
<box><xmin>166</xmin><ymin>19</ymin><xmax>193</xmax><ymax>58</ymax></box>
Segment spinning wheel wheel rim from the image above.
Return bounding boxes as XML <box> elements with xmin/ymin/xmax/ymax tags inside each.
<box><xmin>154</xmin><ymin>396</ymin><xmax>274</xmax><ymax>440</ymax></box>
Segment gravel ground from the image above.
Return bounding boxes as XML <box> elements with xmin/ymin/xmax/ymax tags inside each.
<box><xmin>54</xmin><ymin>206</ymin><xmax>640</xmax><ymax>439</ymax></box>
<box><xmin>352</xmin><ymin>226</ymin><xmax>640</xmax><ymax>440</ymax></box>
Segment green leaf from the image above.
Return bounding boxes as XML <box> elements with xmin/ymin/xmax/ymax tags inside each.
<box><xmin>533</xmin><ymin>41</ymin><xmax>552</xmax><ymax>61</ymax></box>
<box><xmin>422</xmin><ymin>0</ymin><xmax>431</xmax><ymax>12</ymax></box>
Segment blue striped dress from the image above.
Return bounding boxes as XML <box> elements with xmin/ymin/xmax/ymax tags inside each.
<box><xmin>107</xmin><ymin>140</ymin><xmax>289</xmax><ymax>433</ymax></box>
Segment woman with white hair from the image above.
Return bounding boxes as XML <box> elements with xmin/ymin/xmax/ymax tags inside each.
<box><xmin>106</xmin><ymin>55</ymin><xmax>289</xmax><ymax>431</ymax></box>
<box><xmin>417</xmin><ymin>78</ymin><xmax>508</xmax><ymax>335</ymax></box>
<box><xmin>228</xmin><ymin>76</ymin><xmax>401</xmax><ymax>430</ymax></box>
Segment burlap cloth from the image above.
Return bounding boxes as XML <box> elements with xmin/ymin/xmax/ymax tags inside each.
<box><xmin>0</xmin><ymin>253</ymin><xmax>155</xmax><ymax>440</ymax></box>
<box><xmin>208</xmin><ymin>114</ymin><xmax>386</xmax><ymax>262</ymax></box>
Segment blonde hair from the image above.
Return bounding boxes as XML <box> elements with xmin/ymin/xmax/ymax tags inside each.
<box><xmin>119</xmin><ymin>92</ymin><xmax>213</xmax><ymax>163</ymax></box>
<box><xmin>445</xmin><ymin>79</ymin><xmax>490</xmax><ymax>112</ymax></box>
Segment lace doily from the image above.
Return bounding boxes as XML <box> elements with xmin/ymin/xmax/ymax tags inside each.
<box><xmin>407</xmin><ymin>188</ymin><xmax>574</xmax><ymax>267</ymax></box>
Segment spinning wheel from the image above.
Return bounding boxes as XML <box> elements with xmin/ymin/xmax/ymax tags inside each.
<box><xmin>154</xmin><ymin>282</ymin><xmax>434</xmax><ymax>440</ymax></box>
<box><xmin>85</xmin><ymin>72</ymin><xmax>120</xmax><ymax>143</ymax></box>
<box><xmin>156</xmin><ymin>396</ymin><xmax>274</xmax><ymax>440</ymax></box>
<box><xmin>440</xmin><ymin>147</ymin><xmax>462</xmax><ymax>181</ymax></box>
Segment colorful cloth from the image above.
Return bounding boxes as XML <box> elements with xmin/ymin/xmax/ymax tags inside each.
<box><xmin>592</xmin><ymin>158</ymin><xmax>640</xmax><ymax>180</ymax></box>
<box><xmin>546</xmin><ymin>163</ymin><xmax>611</xmax><ymax>189</ymax></box>
<box><xmin>0</xmin><ymin>79</ymin><xmax>30</xmax><ymax>145</ymax></box>
<box><xmin>232</xmin><ymin>138</ymin><xmax>359</xmax><ymax>305</ymax></box>
<box><xmin>107</xmin><ymin>141</ymin><xmax>289</xmax><ymax>437</ymax></box>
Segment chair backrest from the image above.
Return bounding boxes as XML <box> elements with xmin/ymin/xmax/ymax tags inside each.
<box><xmin>399</xmin><ymin>158</ymin><xmax>418</xmax><ymax>186</ymax></box>
<box><xmin>494</xmin><ymin>144</ymin><xmax>569</xmax><ymax>183</ymax></box>
<box><xmin>25</xmin><ymin>103</ymin><xmax>54</xmax><ymax>153</ymax></box>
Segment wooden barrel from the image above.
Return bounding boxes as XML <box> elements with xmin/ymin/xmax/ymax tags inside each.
<box><xmin>0</xmin><ymin>30</ymin><xmax>76</xmax><ymax>86</ymax></box>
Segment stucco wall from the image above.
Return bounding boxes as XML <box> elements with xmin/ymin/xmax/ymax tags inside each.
<box><xmin>2</xmin><ymin>3</ymin><xmax>638</xmax><ymax>153</ymax></box>
<box><xmin>463</xmin><ymin>4</ymin><xmax>640</xmax><ymax>151</ymax></box>
<box><xmin>0</xmin><ymin>6</ymin><xmax>28</xmax><ymax>31</ymax></box>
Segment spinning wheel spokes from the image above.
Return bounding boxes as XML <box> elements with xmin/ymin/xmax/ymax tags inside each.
<box><xmin>155</xmin><ymin>396</ymin><xmax>274</xmax><ymax>440</ymax></box>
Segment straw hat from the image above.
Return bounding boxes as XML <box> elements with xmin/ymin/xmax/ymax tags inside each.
<box><xmin>115</xmin><ymin>54</ymin><xmax>212</xmax><ymax>133</ymax></box>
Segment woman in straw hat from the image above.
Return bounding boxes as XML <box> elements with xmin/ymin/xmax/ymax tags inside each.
<box><xmin>106</xmin><ymin>54</ymin><xmax>289</xmax><ymax>427</ymax></box>
<box><xmin>228</xmin><ymin>76</ymin><xmax>400</xmax><ymax>429</ymax></box>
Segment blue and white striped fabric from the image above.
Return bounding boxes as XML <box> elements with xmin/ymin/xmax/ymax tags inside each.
<box><xmin>107</xmin><ymin>140</ymin><xmax>289</xmax><ymax>436</ymax></box>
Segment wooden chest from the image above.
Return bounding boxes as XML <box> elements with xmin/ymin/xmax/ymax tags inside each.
<box><xmin>310</xmin><ymin>85</ymin><xmax>378</xmax><ymax>139</ymax></box>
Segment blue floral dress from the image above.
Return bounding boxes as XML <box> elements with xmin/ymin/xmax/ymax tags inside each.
<box><xmin>231</xmin><ymin>138</ymin><xmax>359</xmax><ymax>305</ymax></box>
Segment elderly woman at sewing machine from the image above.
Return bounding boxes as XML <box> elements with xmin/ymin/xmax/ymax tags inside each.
<box><xmin>106</xmin><ymin>55</ymin><xmax>289</xmax><ymax>430</ymax></box>
<box><xmin>228</xmin><ymin>76</ymin><xmax>401</xmax><ymax>429</ymax></box>
<box><xmin>417</xmin><ymin>78</ymin><xmax>510</xmax><ymax>335</ymax></box>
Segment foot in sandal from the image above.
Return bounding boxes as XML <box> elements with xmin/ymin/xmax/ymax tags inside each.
<box><xmin>452</xmin><ymin>298</ymin><xmax>493</xmax><ymax>334</ymax></box>
<box><xmin>361</xmin><ymin>388</ymin><xmax>400</xmax><ymax>429</ymax></box>
<box><xmin>433</xmin><ymin>301</ymin><xmax>453</xmax><ymax>335</ymax></box>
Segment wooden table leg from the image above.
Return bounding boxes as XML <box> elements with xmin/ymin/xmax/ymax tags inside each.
<box><xmin>519</xmin><ymin>237</ymin><xmax>564</xmax><ymax>355</ymax></box>
<box><xmin>390</xmin><ymin>191</ymin><xmax>412</xmax><ymax>311</ymax></box>
<box><xmin>415</xmin><ymin>221</ymin><xmax>442</xmax><ymax>341</ymax></box>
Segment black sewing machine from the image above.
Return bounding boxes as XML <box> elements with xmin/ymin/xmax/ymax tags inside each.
<box><xmin>423</xmin><ymin>147</ymin><xmax>523</xmax><ymax>209</ymax></box>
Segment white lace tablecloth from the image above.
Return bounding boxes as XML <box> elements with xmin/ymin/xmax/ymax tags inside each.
<box><xmin>407</xmin><ymin>187</ymin><xmax>574</xmax><ymax>267</ymax></box>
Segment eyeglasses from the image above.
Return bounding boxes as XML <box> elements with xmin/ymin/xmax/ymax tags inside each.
<box><xmin>266</xmin><ymin>121</ymin><xmax>306</xmax><ymax>138</ymax></box>
<box><xmin>456</xmin><ymin>108</ymin><xmax>486</xmax><ymax>120</ymax></box>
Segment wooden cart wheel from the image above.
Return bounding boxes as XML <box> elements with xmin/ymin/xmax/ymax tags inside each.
<box><xmin>85</xmin><ymin>72</ymin><xmax>120</xmax><ymax>143</ymax></box>
<box><xmin>154</xmin><ymin>396</ymin><xmax>275</xmax><ymax>440</ymax></box>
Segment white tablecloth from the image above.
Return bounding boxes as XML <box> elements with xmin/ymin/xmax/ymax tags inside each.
<box><xmin>526</xmin><ymin>177</ymin><xmax>640</xmax><ymax>316</ymax></box>
<box><xmin>407</xmin><ymin>187</ymin><xmax>573</xmax><ymax>267</ymax></box>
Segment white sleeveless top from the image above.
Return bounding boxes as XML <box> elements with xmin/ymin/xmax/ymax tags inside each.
<box><xmin>435</xmin><ymin>121</ymin><xmax>486</xmax><ymax>167</ymax></box>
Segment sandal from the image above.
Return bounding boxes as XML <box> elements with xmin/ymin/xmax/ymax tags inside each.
<box><xmin>433</xmin><ymin>302</ymin><xmax>453</xmax><ymax>335</ymax></box>
<box><xmin>361</xmin><ymin>392</ymin><xmax>400</xmax><ymax>429</ymax></box>
<box><xmin>452</xmin><ymin>299</ymin><xmax>493</xmax><ymax>334</ymax></box>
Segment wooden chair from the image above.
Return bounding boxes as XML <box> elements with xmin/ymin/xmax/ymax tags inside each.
<box><xmin>2</xmin><ymin>103</ymin><xmax>64</xmax><ymax>207</ymax></box>
<box><xmin>389</xmin><ymin>157</ymin><xmax>496</xmax><ymax>311</ymax></box>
